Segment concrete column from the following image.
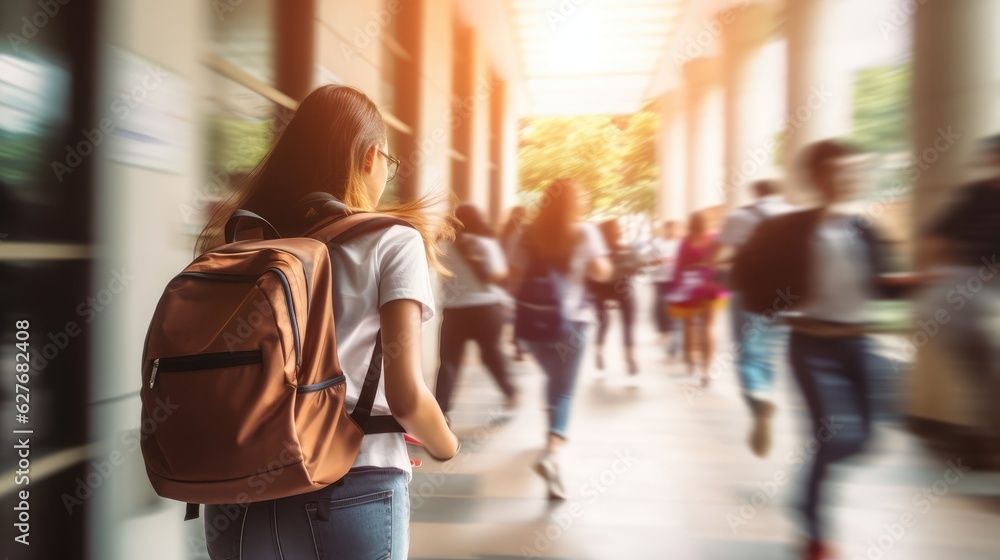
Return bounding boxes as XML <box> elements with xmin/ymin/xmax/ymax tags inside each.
<box><xmin>784</xmin><ymin>0</ymin><xmax>852</xmax><ymax>204</ymax></box>
<box><xmin>683</xmin><ymin>57</ymin><xmax>723</xmax><ymax>217</ymax></box>
<box><xmin>909</xmin><ymin>0</ymin><xmax>1000</xmax><ymax>424</ymax></box>
<box><xmin>655</xmin><ymin>90</ymin><xmax>685</xmax><ymax>221</ymax></box>
<box><xmin>720</xmin><ymin>2</ymin><xmax>776</xmax><ymax>208</ymax></box>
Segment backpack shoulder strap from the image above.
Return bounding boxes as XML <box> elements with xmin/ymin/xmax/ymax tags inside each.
<box><xmin>224</xmin><ymin>209</ymin><xmax>281</xmax><ymax>243</ymax></box>
<box><xmin>349</xmin><ymin>329</ymin><xmax>404</xmax><ymax>434</ymax></box>
<box><xmin>307</xmin><ymin>212</ymin><xmax>415</xmax><ymax>247</ymax></box>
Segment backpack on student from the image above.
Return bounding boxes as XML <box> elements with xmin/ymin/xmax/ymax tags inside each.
<box><xmin>513</xmin><ymin>252</ymin><xmax>571</xmax><ymax>343</ymax></box>
<box><xmin>139</xmin><ymin>193</ymin><xmax>410</xmax><ymax>519</ymax></box>
<box><xmin>724</xmin><ymin>203</ymin><xmax>769</xmax><ymax>292</ymax></box>
<box><xmin>730</xmin><ymin>208</ymin><xmax>889</xmax><ymax>315</ymax></box>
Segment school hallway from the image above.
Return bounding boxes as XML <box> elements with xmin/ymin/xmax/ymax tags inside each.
<box><xmin>407</xmin><ymin>279</ymin><xmax>1000</xmax><ymax>560</ymax></box>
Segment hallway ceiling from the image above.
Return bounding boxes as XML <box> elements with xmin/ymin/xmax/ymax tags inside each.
<box><xmin>510</xmin><ymin>0</ymin><xmax>687</xmax><ymax>116</ymax></box>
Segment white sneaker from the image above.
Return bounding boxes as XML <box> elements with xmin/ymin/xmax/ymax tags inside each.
<box><xmin>534</xmin><ymin>451</ymin><xmax>567</xmax><ymax>500</ymax></box>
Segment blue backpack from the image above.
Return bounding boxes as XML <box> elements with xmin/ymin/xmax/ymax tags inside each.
<box><xmin>514</xmin><ymin>256</ymin><xmax>571</xmax><ymax>343</ymax></box>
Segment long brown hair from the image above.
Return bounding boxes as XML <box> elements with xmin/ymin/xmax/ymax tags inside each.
<box><xmin>196</xmin><ymin>85</ymin><xmax>453</xmax><ymax>273</ymax></box>
<box><xmin>522</xmin><ymin>178</ymin><xmax>583</xmax><ymax>272</ymax></box>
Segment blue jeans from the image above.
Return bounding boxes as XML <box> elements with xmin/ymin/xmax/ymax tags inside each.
<box><xmin>788</xmin><ymin>331</ymin><xmax>873</xmax><ymax>541</ymax></box>
<box><xmin>730</xmin><ymin>291</ymin><xmax>784</xmax><ymax>409</ymax></box>
<box><xmin>524</xmin><ymin>321</ymin><xmax>590</xmax><ymax>439</ymax></box>
<box><xmin>204</xmin><ymin>467</ymin><xmax>410</xmax><ymax>560</ymax></box>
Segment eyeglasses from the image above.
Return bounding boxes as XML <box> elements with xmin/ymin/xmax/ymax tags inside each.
<box><xmin>378</xmin><ymin>148</ymin><xmax>400</xmax><ymax>181</ymax></box>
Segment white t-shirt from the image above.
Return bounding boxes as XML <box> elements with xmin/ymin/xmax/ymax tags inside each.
<box><xmin>329</xmin><ymin>224</ymin><xmax>435</xmax><ymax>480</ymax></box>
<box><xmin>798</xmin><ymin>212</ymin><xmax>873</xmax><ymax>324</ymax></box>
<box><xmin>649</xmin><ymin>237</ymin><xmax>680</xmax><ymax>282</ymax></box>
<box><xmin>718</xmin><ymin>195</ymin><xmax>796</xmax><ymax>247</ymax></box>
<box><xmin>440</xmin><ymin>234</ymin><xmax>509</xmax><ymax>308</ymax></box>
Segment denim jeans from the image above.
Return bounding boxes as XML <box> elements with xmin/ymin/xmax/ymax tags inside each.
<box><xmin>204</xmin><ymin>467</ymin><xmax>410</xmax><ymax>560</ymax></box>
<box><xmin>730</xmin><ymin>291</ymin><xmax>785</xmax><ymax>408</ymax></box>
<box><xmin>788</xmin><ymin>331</ymin><xmax>873</xmax><ymax>541</ymax></box>
<box><xmin>523</xmin><ymin>321</ymin><xmax>590</xmax><ymax>439</ymax></box>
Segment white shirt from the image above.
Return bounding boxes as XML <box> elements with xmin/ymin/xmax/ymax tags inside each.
<box><xmin>440</xmin><ymin>234</ymin><xmax>509</xmax><ymax>308</ymax></box>
<box><xmin>565</xmin><ymin>222</ymin><xmax>610</xmax><ymax>322</ymax></box>
<box><xmin>649</xmin><ymin>237</ymin><xmax>680</xmax><ymax>282</ymax></box>
<box><xmin>718</xmin><ymin>195</ymin><xmax>796</xmax><ymax>247</ymax></box>
<box><xmin>798</xmin><ymin>212</ymin><xmax>873</xmax><ymax>324</ymax></box>
<box><xmin>329</xmin><ymin>224</ymin><xmax>436</xmax><ymax>480</ymax></box>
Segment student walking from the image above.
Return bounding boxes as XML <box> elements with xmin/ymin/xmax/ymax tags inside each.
<box><xmin>513</xmin><ymin>179</ymin><xmax>612</xmax><ymax>499</ymax></box>
<box><xmin>590</xmin><ymin>218</ymin><xmax>643</xmax><ymax>375</ymax></box>
<box><xmin>668</xmin><ymin>211</ymin><xmax>727</xmax><ymax>386</ymax></box>
<box><xmin>712</xmin><ymin>179</ymin><xmax>795</xmax><ymax>457</ymax></box>
<box><xmin>648</xmin><ymin>219</ymin><xmax>682</xmax><ymax>360</ymax></box>
<box><xmin>190</xmin><ymin>85</ymin><xmax>460</xmax><ymax>560</ymax></box>
<box><xmin>435</xmin><ymin>203</ymin><xmax>518</xmax><ymax>422</ymax></box>
<box><xmin>733</xmin><ymin>139</ymin><xmax>894</xmax><ymax>560</ymax></box>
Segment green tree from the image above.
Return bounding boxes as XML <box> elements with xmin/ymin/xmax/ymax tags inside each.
<box><xmin>517</xmin><ymin>111</ymin><xmax>659</xmax><ymax>217</ymax></box>
<box><xmin>852</xmin><ymin>63</ymin><xmax>911</xmax><ymax>154</ymax></box>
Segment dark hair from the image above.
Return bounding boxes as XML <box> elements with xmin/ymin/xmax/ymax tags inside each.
<box><xmin>454</xmin><ymin>203</ymin><xmax>494</xmax><ymax>237</ymax></box>
<box><xmin>196</xmin><ymin>85</ymin><xmax>453</xmax><ymax>272</ymax></box>
<box><xmin>687</xmin><ymin>211</ymin><xmax>707</xmax><ymax>238</ymax></box>
<box><xmin>523</xmin><ymin>178</ymin><xmax>583</xmax><ymax>272</ymax></box>
<box><xmin>798</xmin><ymin>138</ymin><xmax>858</xmax><ymax>176</ymax></box>
<box><xmin>752</xmin><ymin>179</ymin><xmax>779</xmax><ymax>198</ymax></box>
<box><xmin>500</xmin><ymin>206</ymin><xmax>527</xmax><ymax>243</ymax></box>
<box><xmin>598</xmin><ymin>218</ymin><xmax>621</xmax><ymax>248</ymax></box>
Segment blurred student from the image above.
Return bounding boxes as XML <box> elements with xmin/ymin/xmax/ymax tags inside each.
<box><xmin>590</xmin><ymin>218</ymin><xmax>644</xmax><ymax>375</ymax></box>
<box><xmin>668</xmin><ymin>211</ymin><xmax>726</xmax><ymax>386</ymax></box>
<box><xmin>196</xmin><ymin>85</ymin><xmax>459</xmax><ymax>559</ymax></box>
<box><xmin>925</xmin><ymin>134</ymin><xmax>1000</xmax><ymax>467</ymax></box>
<box><xmin>500</xmin><ymin>205</ymin><xmax>529</xmax><ymax>360</ymax></box>
<box><xmin>733</xmin><ymin>139</ymin><xmax>894</xmax><ymax>560</ymax></box>
<box><xmin>514</xmin><ymin>179</ymin><xmax>612</xmax><ymax>499</ymax></box>
<box><xmin>648</xmin><ymin>219</ymin><xmax>682</xmax><ymax>360</ymax></box>
<box><xmin>435</xmin><ymin>203</ymin><xmax>518</xmax><ymax>422</ymax></box>
<box><xmin>712</xmin><ymin>179</ymin><xmax>795</xmax><ymax>457</ymax></box>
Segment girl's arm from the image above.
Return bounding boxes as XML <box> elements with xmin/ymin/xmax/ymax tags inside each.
<box><xmin>380</xmin><ymin>299</ymin><xmax>460</xmax><ymax>461</ymax></box>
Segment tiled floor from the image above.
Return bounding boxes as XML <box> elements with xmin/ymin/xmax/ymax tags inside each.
<box><xmin>408</xmin><ymin>287</ymin><xmax>1000</xmax><ymax>559</ymax></box>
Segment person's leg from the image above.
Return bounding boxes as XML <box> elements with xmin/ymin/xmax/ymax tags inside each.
<box><xmin>699</xmin><ymin>304</ymin><xmax>717</xmax><ymax>384</ymax></box>
<box><xmin>789</xmin><ymin>331</ymin><xmax>871</xmax><ymax>545</ymax></box>
<box><xmin>525</xmin><ymin>322</ymin><xmax>590</xmax><ymax>499</ymax></box>
<box><xmin>434</xmin><ymin>307</ymin><xmax>469</xmax><ymax>416</ymax></box>
<box><xmin>738</xmin><ymin>307</ymin><xmax>782</xmax><ymax>457</ymax></box>
<box><xmin>471</xmin><ymin>303</ymin><xmax>517</xmax><ymax>402</ymax></box>
<box><xmin>619</xmin><ymin>282</ymin><xmax>637</xmax><ymax>374</ymax></box>
<box><xmin>654</xmin><ymin>281</ymin><xmax>669</xmax><ymax>335</ymax></box>
<box><xmin>682</xmin><ymin>314</ymin><xmax>697</xmax><ymax>374</ymax></box>
<box><xmin>594</xmin><ymin>296</ymin><xmax>610</xmax><ymax>370</ymax></box>
<box><xmin>666</xmin><ymin>308</ymin><xmax>682</xmax><ymax>359</ymax></box>
<box><xmin>546</xmin><ymin>322</ymin><xmax>589</xmax><ymax>438</ymax></box>
<box><xmin>825</xmin><ymin>336</ymin><xmax>874</xmax><ymax>463</ymax></box>
<box><xmin>787</xmin><ymin>330</ymin><xmax>829</xmax><ymax>543</ymax></box>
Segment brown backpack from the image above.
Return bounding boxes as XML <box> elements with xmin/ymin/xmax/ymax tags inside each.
<box><xmin>140</xmin><ymin>198</ymin><xmax>410</xmax><ymax>519</ymax></box>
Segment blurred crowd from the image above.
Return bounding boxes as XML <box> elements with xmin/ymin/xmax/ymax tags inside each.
<box><xmin>439</xmin><ymin>135</ymin><xmax>1000</xmax><ymax>559</ymax></box>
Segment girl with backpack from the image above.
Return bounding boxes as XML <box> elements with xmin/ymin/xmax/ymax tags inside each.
<box><xmin>435</xmin><ymin>203</ymin><xmax>518</xmax><ymax>422</ymax></box>
<box><xmin>194</xmin><ymin>85</ymin><xmax>460</xmax><ymax>559</ymax></box>
<box><xmin>514</xmin><ymin>179</ymin><xmax>612</xmax><ymax>499</ymax></box>
<box><xmin>588</xmin><ymin>218</ymin><xmax>643</xmax><ymax>375</ymax></box>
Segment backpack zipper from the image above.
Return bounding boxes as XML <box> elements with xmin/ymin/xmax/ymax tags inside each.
<box><xmin>177</xmin><ymin>268</ymin><xmax>301</xmax><ymax>367</ymax></box>
<box><xmin>297</xmin><ymin>374</ymin><xmax>346</xmax><ymax>393</ymax></box>
<box><xmin>148</xmin><ymin>349</ymin><xmax>263</xmax><ymax>388</ymax></box>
